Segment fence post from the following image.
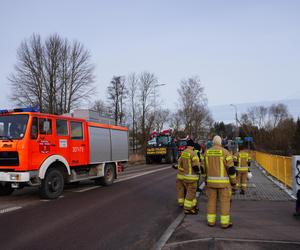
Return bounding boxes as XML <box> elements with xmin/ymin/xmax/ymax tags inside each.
<box><xmin>276</xmin><ymin>156</ymin><xmax>279</xmax><ymax>180</ymax></box>
<box><xmin>284</xmin><ymin>158</ymin><xmax>287</xmax><ymax>188</ymax></box>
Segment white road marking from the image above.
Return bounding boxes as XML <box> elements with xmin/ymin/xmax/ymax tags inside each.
<box><xmin>165</xmin><ymin>237</ymin><xmax>300</xmax><ymax>248</ymax></box>
<box><xmin>74</xmin><ymin>186</ymin><xmax>101</xmax><ymax>193</ymax></box>
<box><xmin>153</xmin><ymin>212</ymin><xmax>185</xmax><ymax>250</ymax></box>
<box><xmin>165</xmin><ymin>238</ymin><xmax>213</xmax><ymax>247</ymax></box>
<box><xmin>0</xmin><ymin>206</ymin><xmax>22</xmax><ymax>214</ymax></box>
<box><xmin>116</xmin><ymin>166</ymin><xmax>171</xmax><ymax>183</ymax></box>
<box><xmin>46</xmin><ymin>166</ymin><xmax>171</xmax><ymax>194</ymax></box>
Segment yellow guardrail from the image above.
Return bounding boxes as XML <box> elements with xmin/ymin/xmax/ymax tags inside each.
<box><xmin>255</xmin><ymin>151</ymin><xmax>292</xmax><ymax>188</ymax></box>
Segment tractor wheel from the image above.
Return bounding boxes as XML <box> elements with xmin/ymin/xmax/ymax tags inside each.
<box><xmin>146</xmin><ymin>156</ymin><xmax>153</xmax><ymax>164</ymax></box>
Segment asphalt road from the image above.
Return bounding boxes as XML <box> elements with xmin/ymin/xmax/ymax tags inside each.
<box><xmin>0</xmin><ymin>164</ymin><xmax>179</xmax><ymax>250</ymax></box>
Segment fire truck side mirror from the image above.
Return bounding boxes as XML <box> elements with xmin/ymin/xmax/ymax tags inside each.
<box><xmin>43</xmin><ymin>120</ymin><xmax>50</xmax><ymax>133</ymax></box>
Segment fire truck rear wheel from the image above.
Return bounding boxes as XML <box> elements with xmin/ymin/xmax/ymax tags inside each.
<box><xmin>95</xmin><ymin>164</ymin><xmax>115</xmax><ymax>186</ymax></box>
<box><xmin>39</xmin><ymin>168</ymin><xmax>64</xmax><ymax>199</ymax></box>
<box><xmin>0</xmin><ymin>183</ymin><xmax>14</xmax><ymax>196</ymax></box>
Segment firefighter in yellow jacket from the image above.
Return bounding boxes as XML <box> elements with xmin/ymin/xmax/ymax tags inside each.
<box><xmin>177</xmin><ymin>139</ymin><xmax>200</xmax><ymax>214</ymax></box>
<box><xmin>234</xmin><ymin>145</ymin><xmax>251</xmax><ymax>195</ymax></box>
<box><xmin>204</xmin><ymin>135</ymin><xmax>237</xmax><ymax>228</ymax></box>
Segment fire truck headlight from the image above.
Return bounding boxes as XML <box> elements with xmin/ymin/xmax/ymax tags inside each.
<box><xmin>10</xmin><ymin>174</ymin><xmax>20</xmax><ymax>181</ymax></box>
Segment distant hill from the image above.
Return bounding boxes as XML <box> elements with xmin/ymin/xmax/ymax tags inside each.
<box><xmin>209</xmin><ymin>99</ymin><xmax>300</xmax><ymax>123</ymax></box>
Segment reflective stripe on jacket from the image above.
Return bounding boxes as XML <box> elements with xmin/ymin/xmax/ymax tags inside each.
<box><xmin>236</xmin><ymin>150</ymin><xmax>251</xmax><ymax>171</ymax></box>
<box><xmin>204</xmin><ymin>145</ymin><xmax>235</xmax><ymax>188</ymax></box>
<box><xmin>177</xmin><ymin>147</ymin><xmax>200</xmax><ymax>182</ymax></box>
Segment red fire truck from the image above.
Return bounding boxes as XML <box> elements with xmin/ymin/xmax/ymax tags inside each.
<box><xmin>0</xmin><ymin>108</ymin><xmax>129</xmax><ymax>199</ymax></box>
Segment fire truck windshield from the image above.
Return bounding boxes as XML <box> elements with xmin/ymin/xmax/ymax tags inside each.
<box><xmin>0</xmin><ymin>114</ymin><xmax>29</xmax><ymax>140</ymax></box>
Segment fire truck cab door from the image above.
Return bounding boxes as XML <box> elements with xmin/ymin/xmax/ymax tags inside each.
<box><xmin>69</xmin><ymin>121</ymin><xmax>87</xmax><ymax>166</ymax></box>
<box><xmin>55</xmin><ymin>119</ymin><xmax>70</xmax><ymax>163</ymax></box>
<box><xmin>30</xmin><ymin>117</ymin><xmax>56</xmax><ymax>169</ymax></box>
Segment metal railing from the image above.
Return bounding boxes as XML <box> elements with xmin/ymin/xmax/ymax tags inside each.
<box><xmin>255</xmin><ymin>151</ymin><xmax>292</xmax><ymax>188</ymax></box>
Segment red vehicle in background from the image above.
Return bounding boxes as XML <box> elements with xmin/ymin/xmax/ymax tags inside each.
<box><xmin>177</xmin><ymin>138</ymin><xmax>188</xmax><ymax>157</ymax></box>
<box><xmin>145</xmin><ymin>129</ymin><xmax>178</xmax><ymax>164</ymax></box>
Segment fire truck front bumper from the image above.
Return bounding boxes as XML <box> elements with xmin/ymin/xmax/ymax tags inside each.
<box><xmin>0</xmin><ymin>172</ymin><xmax>30</xmax><ymax>182</ymax></box>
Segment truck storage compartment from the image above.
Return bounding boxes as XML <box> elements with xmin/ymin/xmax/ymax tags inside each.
<box><xmin>88</xmin><ymin>125</ymin><xmax>129</xmax><ymax>164</ymax></box>
<box><xmin>111</xmin><ymin>129</ymin><xmax>129</xmax><ymax>161</ymax></box>
<box><xmin>89</xmin><ymin>126</ymin><xmax>112</xmax><ymax>163</ymax></box>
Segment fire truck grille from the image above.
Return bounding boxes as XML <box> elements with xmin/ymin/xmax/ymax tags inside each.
<box><xmin>0</xmin><ymin>152</ymin><xmax>19</xmax><ymax>166</ymax></box>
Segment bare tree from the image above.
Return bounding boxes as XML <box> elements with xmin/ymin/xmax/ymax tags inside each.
<box><xmin>154</xmin><ymin>108</ymin><xmax>170</xmax><ymax>132</ymax></box>
<box><xmin>268</xmin><ymin>103</ymin><xmax>289</xmax><ymax>128</ymax></box>
<box><xmin>66</xmin><ymin>40</ymin><xmax>95</xmax><ymax>112</ymax></box>
<box><xmin>91</xmin><ymin>99</ymin><xmax>111</xmax><ymax>117</ymax></box>
<box><xmin>9</xmin><ymin>34</ymin><xmax>45</xmax><ymax>111</ymax></box>
<box><xmin>247</xmin><ymin>106</ymin><xmax>268</xmax><ymax>129</ymax></box>
<box><xmin>177</xmin><ymin>76</ymin><xmax>212</xmax><ymax>140</ymax></box>
<box><xmin>127</xmin><ymin>73</ymin><xmax>139</xmax><ymax>152</ymax></box>
<box><xmin>44</xmin><ymin>34</ymin><xmax>62</xmax><ymax>114</ymax></box>
<box><xmin>170</xmin><ymin>110</ymin><xmax>183</xmax><ymax>135</ymax></box>
<box><xmin>107</xmin><ymin>76</ymin><xmax>127</xmax><ymax>125</ymax></box>
<box><xmin>138</xmin><ymin>71</ymin><xmax>157</xmax><ymax>148</ymax></box>
<box><xmin>9</xmin><ymin>33</ymin><xmax>95</xmax><ymax>114</ymax></box>
<box><xmin>58</xmin><ymin>38</ymin><xmax>71</xmax><ymax>114</ymax></box>
<box><xmin>239</xmin><ymin>103</ymin><xmax>293</xmax><ymax>155</ymax></box>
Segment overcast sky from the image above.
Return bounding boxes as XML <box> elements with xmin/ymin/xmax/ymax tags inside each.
<box><xmin>0</xmin><ymin>0</ymin><xmax>299</xmax><ymax>111</ymax></box>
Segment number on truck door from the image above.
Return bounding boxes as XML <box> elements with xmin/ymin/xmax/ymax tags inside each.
<box><xmin>70</xmin><ymin>121</ymin><xmax>87</xmax><ymax>166</ymax></box>
<box><xmin>55</xmin><ymin>119</ymin><xmax>69</xmax><ymax>163</ymax></box>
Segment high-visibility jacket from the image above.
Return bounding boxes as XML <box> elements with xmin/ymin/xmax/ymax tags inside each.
<box><xmin>194</xmin><ymin>149</ymin><xmax>205</xmax><ymax>162</ymax></box>
<box><xmin>177</xmin><ymin>147</ymin><xmax>200</xmax><ymax>181</ymax></box>
<box><xmin>235</xmin><ymin>150</ymin><xmax>251</xmax><ymax>172</ymax></box>
<box><xmin>194</xmin><ymin>149</ymin><xmax>205</xmax><ymax>178</ymax></box>
<box><xmin>204</xmin><ymin>145</ymin><xmax>236</xmax><ymax>188</ymax></box>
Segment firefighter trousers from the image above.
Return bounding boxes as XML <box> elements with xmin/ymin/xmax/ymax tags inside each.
<box><xmin>176</xmin><ymin>178</ymin><xmax>185</xmax><ymax>206</ymax></box>
<box><xmin>183</xmin><ymin>181</ymin><xmax>198</xmax><ymax>211</ymax></box>
<box><xmin>206</xmin><ymin>187</ymin><xmax>231</xmax><ymax>227</ymax></box>
<box><xmin>237</xmin><ymin>171</ymin><xmax>248</xmax><ymax>191</ymax></box>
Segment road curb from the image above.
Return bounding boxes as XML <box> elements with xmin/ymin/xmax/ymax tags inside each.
<box><xmin>164</xmin><ymin>237</ymin><xmax>300</xmax><ymax>248</ymax></box>
<box><xmin>153</xmin><ymin>212</ymin><xmax>185</xmax><ymax>250</ymax></box>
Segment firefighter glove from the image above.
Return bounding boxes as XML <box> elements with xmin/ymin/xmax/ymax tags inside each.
<box><xmin>200</xmin><ymin>166</ymin><xmax>205</xmax><ymax>175</ymax></box>
<box><xmin>172</xmin><ymin>164</ymin><xmax>178</xmax><ymax>170</ymax></box>
<box><xmin>228</xmin><ymin>166</ymin><xmax>236</xmax><ymax>176</ymax></box>
<box><xmin>192</xmin><ymin>165</ymin><xmax>199</xmax><ymax>173</ymax></box>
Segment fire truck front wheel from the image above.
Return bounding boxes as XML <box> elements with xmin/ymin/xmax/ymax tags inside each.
<box><xmin>39</xmin><ymin>168</ymin><xmax>65</xmax><ymax>199</ymax></box>
<box><xmin>0</xmin><ymin>182</ymin><xmax>14</xmax><ymax>196</ymax></box>
<box><xmin>95</xmin><ymin>164</ymin><xmax>115</xmax><ymax>186</ymax></box>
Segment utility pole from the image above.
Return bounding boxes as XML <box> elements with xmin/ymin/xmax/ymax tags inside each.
<box><xmin>230</xmin><ymin>104</ymin><xmax>239</xmax><ymax>151</ymax></box>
